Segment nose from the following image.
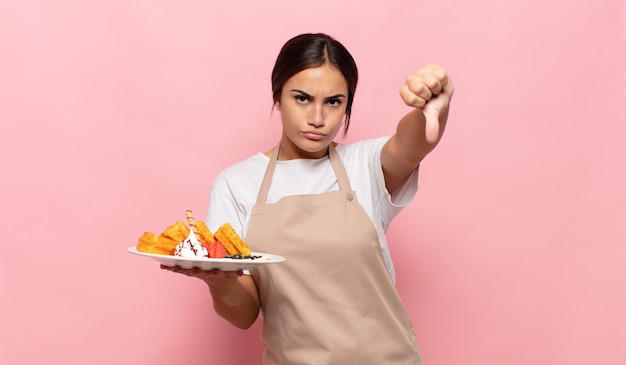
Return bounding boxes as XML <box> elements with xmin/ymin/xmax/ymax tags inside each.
<box><xmin>308</xmin><ymin>103</ymin><xmax>324</xmax><ymax>127</ymax></box>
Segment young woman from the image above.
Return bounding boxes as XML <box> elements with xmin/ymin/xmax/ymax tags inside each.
<box><xmin>163</xmin><ymin>32</ymin><xmax>454</xmax><ymax>364</ymax></box>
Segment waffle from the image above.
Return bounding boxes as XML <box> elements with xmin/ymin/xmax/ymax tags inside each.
<box><xmin>214</xmin><ymin>223</ymin><xmax>251</xmax><ymax>256</ymax></box>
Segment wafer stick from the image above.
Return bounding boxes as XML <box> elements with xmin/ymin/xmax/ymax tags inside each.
<box><xmin>185</xmin><ymin>209</ymin><xmax>202</xmax><ymax>243</ymax></box>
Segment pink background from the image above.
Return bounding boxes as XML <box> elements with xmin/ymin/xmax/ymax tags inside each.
<box><xmin>1</xmin><ymin>0</ymin><xmax>625</xmax><ymax>364</ymax></box>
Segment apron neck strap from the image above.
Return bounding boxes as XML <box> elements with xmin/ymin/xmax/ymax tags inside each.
<box><xmin>328</xmin><ymin>143</ymin><xmax>352</xmax><ymax>191</ymax></box>
<box><xmin>255</xmin><ymin>143</ymin><xmax>352</xmax><ymax>205</ymax></box>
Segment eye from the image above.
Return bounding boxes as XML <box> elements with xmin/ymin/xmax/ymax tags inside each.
<box><xmin>327</xmin><ymin>98</ymin><xmax>342</xmax><ymax>107</ymax></box>
<box><xmin>295</xmin><ymin>95</ymin><xmax>309</xmax><ymax>103</ymax></box>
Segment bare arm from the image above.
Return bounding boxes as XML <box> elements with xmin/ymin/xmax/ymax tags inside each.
<box><xmin>207</xmin><ymin>272</ymin><xmax>260</xmax><ymax>329</ymax></box>
<box><xmin>381</xmin><ymin>64</ymin><xmax>454</xmax><ymax>194</ymax></box>
<box><xmin>162</xmin><ymin>266</ymin><xmax>260</xmax><ymax>329</ymax></box>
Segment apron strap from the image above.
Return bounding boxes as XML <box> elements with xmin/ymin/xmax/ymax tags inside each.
<box><xmin>255</xmin><ymin>144</ymin><xmax>280</xmax><ymax>205</ymax></box>
<box><xmin>255</xmin><ymin>143</ymin><xmax>353</xmax><ymax>205</ymax></box>
<box><xmin>328</xmin><ymin>143</ymin><xmax>352</xmax><ymax>192</ymax></box>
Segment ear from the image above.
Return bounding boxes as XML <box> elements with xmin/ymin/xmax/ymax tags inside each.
<box><xmin>274</xmin><ymin>100</ymin><xmax>281</xmax><ymax>111</ymax></box>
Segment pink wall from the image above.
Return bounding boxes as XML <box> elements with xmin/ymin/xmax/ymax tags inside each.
<box><xmin>1</xmin><ymin>0</ymin><xmax>625</xmax><ymax>364</ymax></box>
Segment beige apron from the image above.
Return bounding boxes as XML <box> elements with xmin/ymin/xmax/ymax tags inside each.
<box><xmin>248</xmin><ymin>144</ymin><xmax>423</xmax><ymax>365</ymax></box>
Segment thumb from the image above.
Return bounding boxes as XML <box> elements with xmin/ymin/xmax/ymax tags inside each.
<box><xmin>424</xmin><ymin>111</ymin><xmax>440</xmax><ymax>144</ymax></box>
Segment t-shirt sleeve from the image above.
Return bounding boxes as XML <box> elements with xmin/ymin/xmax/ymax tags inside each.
<box><xmin>206</xmin><ymin>178</ymin><xmax>247</xmax><ymax>237</ymax></box>
<box><xmin>205</xmin><ymin>154</ymin><xmax>266</xmax><ymax>238</ymax></box>
<box><xmin>366</xmin><ymin>137</ymin><xmax>420</xmax><ymax>225</ymax></box>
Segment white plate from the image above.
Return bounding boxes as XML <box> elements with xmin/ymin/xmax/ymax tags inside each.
<box><xmin>127</xmin><ymin>247</ymin><xmax>285</xmax><ymax>271</ymax></box>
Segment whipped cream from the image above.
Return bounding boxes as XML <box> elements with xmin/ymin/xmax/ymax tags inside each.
<box><xmin>174</xmin><ymin>231</ymin><xmax>208</xmax><ymax>258</ymax></box>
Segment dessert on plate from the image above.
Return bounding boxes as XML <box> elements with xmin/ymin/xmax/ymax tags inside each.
<box><xmin>136</xmin><ymin>210</ymin><xmax>250</xmax><ymax>259</ymax></box>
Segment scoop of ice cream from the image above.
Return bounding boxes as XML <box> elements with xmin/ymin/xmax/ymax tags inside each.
<box><xmin>174</xmin><ymin>230</ymin><xmax>208</xmax><ymax>258</ymax></box>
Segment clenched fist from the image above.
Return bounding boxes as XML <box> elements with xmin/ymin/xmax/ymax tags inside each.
<box><xmin>400</xmin><ymin>64</ymin><xmax>454</xmax><ymax>143</ymax></box>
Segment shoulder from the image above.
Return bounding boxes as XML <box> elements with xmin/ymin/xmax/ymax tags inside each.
<box><xmin>210</xmin><ymin>152</ymin><xmax>269</xmax><ymax>208</ymax></box>
<box><xmin>213</xmin><ymin>153</ymin><xmax>269</xmax><ymax>187</ymax></box>
<box><xmin>335</xmin><ymin>136</ymin><xmax>390</xmax><ymax>169</ymax></box>
<box><xmin>207</xmin><ymin>153</ymin><xmax>268</xmax><ymax>232</ymax></box>
<box><xmin>334</xmin><ymin>137</ymin><xmax>391</xmax><ymax>198</ymax></box>
<box><xmin>335</xmin><ymin>136</ymin><xmax>390</xmax><ymax>155</ymax></box>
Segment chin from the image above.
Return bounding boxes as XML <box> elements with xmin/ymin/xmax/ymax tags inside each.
<box><xmin>302</xmin><ymin>139</ymin><xmax>331</xmax><ymax>151</ymax></box>
<box><xmin>289</xmin><ymin>141</ymin><xmax>330</xmax><ymax>159</ymax></box>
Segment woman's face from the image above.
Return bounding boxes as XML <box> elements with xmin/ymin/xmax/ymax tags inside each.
<box><xmin>275</xmin><ymin>63</ymin><xmax>348</xmax><ymax>160</ymax></box>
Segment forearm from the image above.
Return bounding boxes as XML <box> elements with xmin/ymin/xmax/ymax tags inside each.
<box><xmin>207</xmin><ymin>275</ymin><xmax>260</xmax><ymax>329</ymax></box>
<box><xmin>382</xmin><ymin>108</ymin><xmax>447</xmax><ymax>194</ymax></box>
<box><xmin>394</xmin><ymin>109</ymin><xmax>439</xmax><ymax>166</ymax></box>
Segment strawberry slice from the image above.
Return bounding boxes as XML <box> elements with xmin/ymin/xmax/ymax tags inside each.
<box><xmin>208</xmin><ymin>240</ymin><xmax>228</xmax><ymax>258</ymax></box>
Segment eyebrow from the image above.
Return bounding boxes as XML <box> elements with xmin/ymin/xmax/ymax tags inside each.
<box><xmin>290</xmin><ymin>89</ymin><xmax>346</xmax><ymax>100</ymax></box>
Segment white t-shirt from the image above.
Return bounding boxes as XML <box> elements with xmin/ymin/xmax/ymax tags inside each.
<box><xmin>206</xmin><ymin>136</ymin><xmax>419</xmax><ymax>282</ymax></box>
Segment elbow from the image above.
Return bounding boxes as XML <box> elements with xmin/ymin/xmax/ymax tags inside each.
<box><xmin>214</xmin><ymin>302</ymin><xmax>260</xmax><ymax>330</ymax></box>
<box><xmin>229</xmin><ymin>312</ymin><xmax>259</xmax><ymax>330</ymax></box>
<box><xmin>234</xmin><ymin>317</ymin><xmax>257</xmax><ymax>330</ymax></box>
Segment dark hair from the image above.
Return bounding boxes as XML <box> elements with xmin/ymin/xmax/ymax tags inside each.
<box><xmin>271</xmin><ymin>33</ymin><xmax>358</xmax><ymax>134</ymax></box>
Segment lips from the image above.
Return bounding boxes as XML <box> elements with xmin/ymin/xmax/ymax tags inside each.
<box><xmin>302</xmin><ymin>131</ymin><xmax>326</xmax><ymax>141</ymax></box>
